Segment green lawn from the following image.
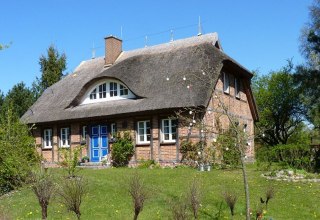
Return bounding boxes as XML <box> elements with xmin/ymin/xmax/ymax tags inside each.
<box><xmin>0</xmin><ymin>165</ymin><xmax>319</xmax><ymax>219</ymax></box>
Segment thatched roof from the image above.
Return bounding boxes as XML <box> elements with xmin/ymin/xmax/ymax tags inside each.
<box><xmin>21</xmin><ymin>33</ymin><xmax>257</xmax><ymax>124</ymax></box>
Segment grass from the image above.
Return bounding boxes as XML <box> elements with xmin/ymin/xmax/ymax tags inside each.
<box><xmin>0</xmin><ymin>164</ymin><xmax>320</xmax><ymax>219</ymax></box>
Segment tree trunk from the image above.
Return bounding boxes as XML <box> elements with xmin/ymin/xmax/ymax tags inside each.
<box><xmin>240</xmin><ymin>155</ymin><xmax>250</xmax><ymax>220</ymax></box>
<box><xmin>41</xmin><ymin>205</ymin><xmax>47</xmax><ymax>220</ymax></box>
<box><xmin>133</xmin><ymin>213</ymin><xmax>139</xmax><ymax>220</ymax></box>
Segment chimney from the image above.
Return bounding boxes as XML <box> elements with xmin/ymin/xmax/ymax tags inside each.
<box><xmin>104</xmin><ymin>35</ymin><xmax>122</xmax><ymax>66</ymax></box>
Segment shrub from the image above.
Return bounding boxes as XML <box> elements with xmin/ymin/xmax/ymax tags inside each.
<box><xmin>171</xmin><ymin>197</ymin><xmax>189</xmax><ymax>220</ymax></box>
<box><xmin>0</xmin><ymin>105</ymin><xmax>39</xmax><ymax>194</ymax></box>
<box><xmin>30</xmin><ymin>169</ymin><xmax>55</xmax><ymax>220</ymax></box>
<box><xmin>223</xmin><ymin>190</ymin><xmax>237</xmax><ymax>217</ymax></box>
<box><xmin>257</xmin><ymin>143</ymin><xmax>318</xmax><ymax>172</ymax></box>
<box><xmin>59</xmin><ymin>146</ymin><xmax>83</xmax><ymax>177</ymax></box>
<box><xmin>180</xmin><ymin>141</ymin><xmax>198</xmax><ymax>163</ymax></box>
<box><xmin>214</xmin><ymin>133</ymin><xmax>240</xmax><ymax>168</ymax></box>
<box><xmin>57</xmin><ymin>176</ymin><xmax>88</xmax><ymax>220</ymax></box>
<box><xmin>128</xmin><ymin>173</ymin><xmax>148</xmax><ymax>220</ymax></box>
<box><xmin>188</xmin><ymin>179</ymin><xmax>202</xmax><ymax>219</ymax></box>
<box><xmin>137</xmin><ymin>159</ymin><xmax>159</xmax><ymax>169</ymax></box>
<box><xmin>111</xmin><ymin>132</ymin><xmax>134</xmax><ymax>167</ymax></box>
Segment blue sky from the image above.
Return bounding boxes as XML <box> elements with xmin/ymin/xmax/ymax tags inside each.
<box><xmin>0</xmin><ymin>0</ymin><xmax>313</xmax><ymax>94</ymax></box>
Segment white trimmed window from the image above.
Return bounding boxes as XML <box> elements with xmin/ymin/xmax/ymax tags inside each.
<box><xmin>137</xmin><ymin>121</ymin><xmax>151</xmax><ymax>144</ymax></box>
<box><xmin>43</xmin><ymin>129</ymin><xmax>52</xmax><ymax>149</ymax></box>
<box><xmin>60</xmin><ymin>127</ymin><xmax>70</xmax><ymax>147</ymax></box>
<box><xmin>111</xmin><ymin>123</ymin><xmax>117</xmax><ymax>138</ymax></box>
<box><xmin>235</xmin><ymin>77</ymin><xmax>240</xmax><ymax>99</ymax></box>
<box><xmin>223</xmin><ymin>72</ymin><xmax>230</xmax><ymax>94</ymax></box>
<box><xmin>81</xmin><ymin>126</ymin><xmax>87</xmax><ymax>141</ymax></box>
<box><xmin>82</xmin><ymin>79</ymin><xmax>135</xmax><ymax>104</ymax></box>
<box><xmin>161</xmin><ymin>119</ymin><xmax>177</xmax><ymax>142</ymax></box>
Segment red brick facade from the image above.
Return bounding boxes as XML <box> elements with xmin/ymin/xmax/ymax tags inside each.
<box><xmin>34</xmin><ymin>71</ymin><xmax>255</xmax><ymax>165</ymax></box>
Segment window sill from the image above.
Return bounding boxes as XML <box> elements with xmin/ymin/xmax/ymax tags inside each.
<box><xmin>136</xmin><ymin>142</ymin><xmax>150</xmax><ymax>146</ymax></box>
<box><xmin>60</xmin><ymin>146</ymin><xmax>70</xmax><ymax>148</ymax></box>
<box><xmin>160</xmin><ymin>141</ymin><xmax>176</xmax><ymax>145</ymax></box>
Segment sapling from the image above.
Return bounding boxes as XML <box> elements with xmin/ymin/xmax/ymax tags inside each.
<box><xmin>188</xmin><ymin>179</ymin><xmax>202</xmax><ymax>219</ymax></box>
<box><xmin>58</xmin><ymin>176</ymin><xmax>88</xmax><ymax>220</ymax></box>
<box><xmin>30</xmin><ymin>169</ymin><xmax>55</xmax><ymax>220</ymax></box>
<box><xmin>129</xmin><ymin>173</ymin><xmax>148</xmax><ymax>220</ymax></box>
<box><xmin>171</xmin><ymin>197</ymin><xmax>189</xmax><ymax>220</ymax></box>
<box><xmin>265</xmin><ymin>186</ymin><xmax>275</xmax><ymax>209</ymax></box>
<box><xmin>223</xmin><ymin>191</ymin><xmax>237</xmax><ymax>217</ymax></box>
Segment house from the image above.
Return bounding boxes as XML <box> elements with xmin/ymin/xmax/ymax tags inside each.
<box><xmin>21</xmin><ymin>33</ymin><xmax>258</xmax><ymax>165</ymax></box>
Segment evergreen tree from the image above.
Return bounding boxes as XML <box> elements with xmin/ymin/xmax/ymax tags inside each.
<box><xmin>296</xmin><ymin>0</ymin><xmax>320</xmax><ymax>129</ymax></box>
<box><xmin>3</xmin><ymin>82</ymin><xmax>35</xmax><ymax>117</ymax></box>
<box><xmin>36</xmin><ymin>45</ymin><xmax>67</xmax><ymax>96</ymax></box>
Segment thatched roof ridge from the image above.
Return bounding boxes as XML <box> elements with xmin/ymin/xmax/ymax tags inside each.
<box><xmin>21</xmin><ymin>33</ymin><xmax>254</xmax><ymax>124</ymax></box>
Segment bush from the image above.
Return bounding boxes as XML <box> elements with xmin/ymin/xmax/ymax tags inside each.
<box><xmin>111</xmin><ymin>132</ymin><xmax>134</xmax><ymax>167</ymax></box>
<box><xmin>59</xmin><ymin>146</ymin><xmax>83</xmax><ymax>177</ymax></box>
<box><xmin>213</xmin><ymin>133</ymin><xmax>240</xmax><ymax>168</ymax></box>
<box><xmin>128</xmin><ymin>173</ymin><xmax>148</xmax><ymax>220</ymax></box>
<box><xmin>256</xmin><ymin>144</ymin><xmax>318</xmax><ymax>172</ymax></box>
<box><xmin>30</xmin><ymin>168</ymin><xmax>55</xmax><ymax>220</ymax></box>
<box><xmin>137</xmin><ymin>159</ymin><xmax>160</xmax><ymax>169</ymax></box>
<box><xmin>58</xmin><ymin>176</ymin><xmax>88</xmax><ymax>220</ymax></box>
<box><xmin>0</xmin><ymin>106</ymin><xmax>39</xmax><ymax>195</ymax></box>
<box><xmin>180</xmin><ymin>141</ymin><xmax>198</xmax><ymax>163</ymax></box>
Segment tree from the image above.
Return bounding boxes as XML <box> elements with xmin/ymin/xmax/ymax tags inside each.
<box><xmin>296</xmin><ymin>0</ymin><xmax>320</xmax><ymax>129</ymax></box>
<box><xmin>253</xmin><ymin>65</ymin><xmax>306</xmax><ymax>146</ymax></box>
<box><xmin>2</xmin><ymin>82</ymin><xmax>35</xmax><ymax>117</ymax></box>
<box><xmin>0</xmin><ymin>90</ymin><xmax>4</xmax><ymax>110</ymax></box>
<box><xmin>0</xmin><ymin>104</ymin><xmax>39</xmax><ymax>194</ymax></box>
<box><xmin>35</xmin><ymin>45</ymin><xmax>67</xmax><ymax>97</ymax></box>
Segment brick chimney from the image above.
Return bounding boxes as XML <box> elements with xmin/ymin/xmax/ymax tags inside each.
<box><xmin>104</xmin><ymin>35</ymin><xmax>122</xmax><ymax>66</ymax></box>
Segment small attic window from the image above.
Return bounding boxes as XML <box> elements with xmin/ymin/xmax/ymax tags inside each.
<box><xmin>83</xmin><ymin>79</ymin><xmax>135</xmax><ymax>104</ymax></box>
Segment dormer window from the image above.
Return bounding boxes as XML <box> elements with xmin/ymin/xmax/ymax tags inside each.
<box><xmin>82</xmin><ymin>79</ymin><xmax>135</xmax><ymax>104</ymax></box>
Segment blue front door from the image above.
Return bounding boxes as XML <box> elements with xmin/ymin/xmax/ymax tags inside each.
<box><xmin>90</xmin><ymin>125</ymin><xmax>108</xmax><ymax>162</ymax></box>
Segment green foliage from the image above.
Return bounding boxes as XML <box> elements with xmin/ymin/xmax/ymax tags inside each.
<box><xmin>180</xmin><ymin>140</ymin><xmax>199</xmax><ymax>164</ymax></box>
<box><xmin>0</xmin><ymin>105</ymin><xmax>39</xmax><ymax>194</ymax></box>
<box><xmin>214</xmin><ymin>132</ymin><xmax>241</xmax><ymax>168</ymax></box>
<box><xmin>59</xmin><ymin>146</ymin><xmax>82</xmax><ymax>177</ymax></box>
<box><xmin>297</xmin><ymin>0</ymin><xmax>320</xmax><ymax>129</ymax></box>
<box><xmin>256</xmin><ymin>143</ymin><xmax>319</xmax><ymax>172</ymax></box>
<box><xmin>252</xmin><ymin>65</ymin><xmax>306</xmax><ymax>146</ymax></box>
<box><xmin>137</xmin><ymin>159</ymin><xmax>159</xmax><ymax>169</ymax></box>
<box><xmin>32</xmin><ymin>45</ymin><xmax>67</xmax><ymax>99</ymax></box>
<box><xmin>111</xmin><ymin>132</ymin><xmax>134</xmax><ymax>167</ymax></box>
<box><xmin>2</xmin><ymin>82</ymin><xmax>35</xmax><ymax>117</ymax></box>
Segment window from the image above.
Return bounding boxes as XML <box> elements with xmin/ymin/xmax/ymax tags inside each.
<box><xmin>111</xmin><ymin>123</ymin><xmax>117</xmax><ymax>138</ymax></box>
<box><xmin>161</xmin><ymin>119</ymin><xmax>177</xmax><ymax>142</ymax></box>
<box><xmin>90</xmin><ymin>88</ymin><xmax>97</xmax><ymax>100</ymax></box>
<box><xmin>243</xmin><ymin>124</ymin><xmax>248</xmax><ymax>133</ymax></box>
<box><xmin>110</xmin><ymin>82</ymin><xmax>118</xmax><ymax>97</ymax></box>
<box><xmin>81</xmin><ymin>126</ymin><xmax>87</xmax><ymax>141</ymax></box>
<box><xmin>99</xmin><ymin>83</ymin><xmax>107</xmax><ymax>98</ymax></box>
<box><xmin>235</xmin><ymin>77</ymin><xmax>240</xmax><ymax>99</ymax></box>
<box><xmin>60</xmin><ymin>127</ymin><xmax>70</xmax><ymax>147</ymax></box>
<box><xmin>223</xmin><ymin>72</ymin><xmax>230</xmax><ymax>94</ymax></box>
<box><xmin>120</xmin><ymin>84</ymin><xmax>128</xmax><ymax>96</ymax></box>
<box><xmin>43</xmin><ymin>129</ymin><xmax>52</xmax><ymax>148</ymax></box>
<box><xmin>83</xmin><ymin>80</ymin><xmax>135</xmax><ymax>104</ymax></box>
<box><xmin>137</xmin><ymin>121</ymin><xmax>150</xmax><ymax>144</ymax></box>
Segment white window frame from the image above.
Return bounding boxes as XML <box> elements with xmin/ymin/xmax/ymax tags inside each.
<box><xmin>137</xmin><ymin>120</ymin><xmax>151</xmax><ymax>144</ymax></box>
<box><xmin>43</xmin><ymin>128</ymin><xmax>52</xmax><ymax>149</ymax></box>
<box><xmin>82</xmin><ymin>79</ymin><xmax>135</xmax><ymax>105</ymax></box>
<box><xmin>223</xmin><ymin>72</ymin><xmax>230</xmax><ymax>94</ymax></box>
<box><xmin>60</xmin><ymin>127</ymin><xmax>70</xmax><ymax>148</ymax></box>
<box><xmin>81</xmin><ymin>126</ymin><xmax>87</xmax><ymax>142</ymax></box>
<box><xmin>161</xmin><ymin>119</ymin><xmax>177</xmax><ymax>143</ymax></box>
<box><xmin>235</xmin><ymin>77</ymin><xmax>240</xmax><ymax>99</ymax></box>
<box><xmin>111</xmin><ymin>123</ymin><xmax>117</xmax><ymax>138</ymax></box>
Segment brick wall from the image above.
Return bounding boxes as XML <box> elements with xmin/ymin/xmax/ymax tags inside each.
<box><xmin>33</xmin><ymin>73</ymin><xmax>255</xmax><ymax>164</ymax></box>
